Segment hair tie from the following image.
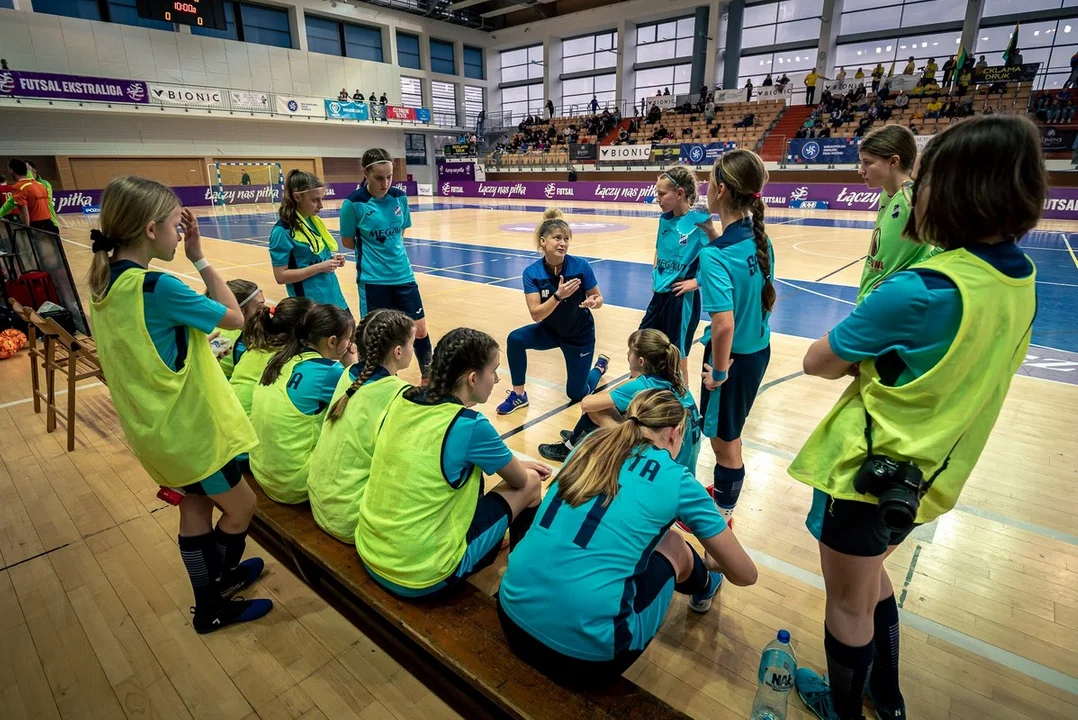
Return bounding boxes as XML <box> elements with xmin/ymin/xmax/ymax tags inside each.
<box><xmin>626</xmin><ymin>415</ymin><xmax>640</xmax><ymax>424</ymax></box>
<box><xmin>345</xmin><ymin>385</ymin><xmax>358</xmax><ymax>398</ymax></box>
<box><xmin>90</xmin><ymin>229</ymin><xmax>118</xmax><ymax>254</ymax></box>
<box><xmin>753</xmin><ymin>192</ymin><xmax>763</xmax><ymax>199</ymax></box>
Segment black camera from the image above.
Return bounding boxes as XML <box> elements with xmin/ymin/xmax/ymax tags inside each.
<box><xmin>853</xmin><ymin>455</ymin><xmax>925</xmax><ymax>533</ymax></box>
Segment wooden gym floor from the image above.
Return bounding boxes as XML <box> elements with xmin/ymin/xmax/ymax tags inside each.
<box><xmin>0</xmin><ymin>197</ymin><xmax>1076</xmax><ymax>719</ymax></box>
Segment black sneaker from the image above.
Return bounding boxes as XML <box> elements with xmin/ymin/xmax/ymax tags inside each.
<box><xmin>866</xmin><ymin>686</ymin><xmax>906</xmax><ymax>720</ymax></box>
<box><xmin>192</xmin><ymin>596</ymin><xmax>273</xmax><ymax>634</ymax></box>
<box><xmin>559</xmin><ymin>429</ymin><xmax>572</xmax><ymax>443</ymax></box>
<box><xmin>219</xmin><ymin>557</ymin><xmax>265</xmax><ymax>598</ymax></box>
<box><xmin>539</xmin><ymin>441</ymin><xmax>571</xmax><ymax>462</ymax></box>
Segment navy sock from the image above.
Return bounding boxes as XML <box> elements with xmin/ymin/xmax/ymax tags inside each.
<box><xmin>712</xmin><ymin>464</ymin><xmax>745</xmax><ymax>520</ymax></box>
<box><xmin>179</xmin><ymin>533</ymin><xmax>220</xmax><ymax>614</ymax></box>
<box><xmin>415</xmin><ymin>334</ymin><xmax>433</xmax><ymax>371</ymax></box>
<box><xmin>869</xmin><ymin>594</ymin><xmax>904</xmax><ymax>709</ymax></box>
<box><xmin>509</xmin><ymin>505</ymin><xmax>538</xmax><ymax>550</ymax></box>
<box><xmin>214</xmin><ymin>524</ymin><xmax>247</xmax><ymax>574</ymax></box>
<box><xmin>673</xmin><ymin>544</ymin><xmax>710</xmax><ymax>595</ymax></box>
<box><xmin>825</xmin><ymin>625</ymin><xmax>873</xmax><ymax>720</ymax></box>
<box><xmin>569</xmin><ymin>414</ymin><xmax>599</xmax><ymax>446</ymax></box>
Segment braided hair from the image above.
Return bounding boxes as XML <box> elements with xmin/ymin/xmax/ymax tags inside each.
<box><xmin>403</xmin><ymin>328</ymin><xmax>499</xmax><ymax>403</ymax></box>
<box><xmin>712</xmin><ymin>150</ymin><xmax>776</xmax><ymax>313</ymax></box>
<box><xmin>327</xmin><ymin>309</ymin><xmax>414</xmax><ymax>422</ymax></box>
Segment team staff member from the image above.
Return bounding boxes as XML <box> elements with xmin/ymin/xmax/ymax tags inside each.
<box><xmin>696</xmin><ymin>150</ymin><xmax>775</xmax><ymax>531</ymax></box>
<box><xmin>356</xmin><ymin>328</ymin><xmax>549</xmax><ymax>598</ymax></box>
<box><xmin>1</xmin><ymin>159</ymin><xmax>57</xmax><ymax>233</ymax></box>
<box><xmin>269</xmin><ymin>170</ymin><xmax>349</xmax><ymax>311</ymax></box>
<box><xmin>497</xmin><ymin>208</ymin><xmax>608</xmax><ymax>416</ymax></box>
<box><xmin>308</xmin><ymin>309</ymin><xmax>415</xmax><ymax>543</ymax></box>
<box><xmin>639</xmin><ymin>165</ymin><xmax>709</xmax><ymax>380</ymax></box>
<box><xmin>539</xmin><ymin>329</ymin><xmax>699</xmax><ymax>474</ymax></box>
<box><xmin>855</xmin><ymin>125</ymin><xmax>935</xmax><ymax>303</ymax></box>
<box><xmin>88</xmin><ymin>176</ymin><xmax>271</xmax><ymax>634</ymax></box>
<box><xmin>499</xmin><ymin>390</ymin><xmax>757</xmax><ymax>688</ymax></box>
<box><xmin>790</xmin><ymin>116</ymin><xmax>1040</xmax><ymax>720</ymax></box>
<box><xmin>250</xmin><ymin>305</ymin><xmax>356</xmax><ymax>505</ymax></box>
<box><xmin>339</xmin><ymin>148</ymin><xmax>434</xmax><ymax>380</ymax></box>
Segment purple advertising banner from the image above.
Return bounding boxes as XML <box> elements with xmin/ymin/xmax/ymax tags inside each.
<box><xmin>53</xmin><ymin>181</ymin><xmax>418</xmax><ymax>214</ymax></box>
<box><xmin>437</xmin><ymin>160</ymin><xmax>476</xmax><ymax>182</ymax></box>
<box><xmin>0</xmin><ymin>69</ymin><xmax>148</xmax><ymax>104</ymax></box>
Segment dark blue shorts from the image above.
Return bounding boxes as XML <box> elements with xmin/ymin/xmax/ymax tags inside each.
<box><xmin>359</xmin><ymin>281</ymin><xmax>425</xmax><ymax>320</ymax></box>
<box><xmin>366</xmin><ymin>490</ymin><xmax>512</xmax><ymax>599</ymax></box>
<box><xmin>639</xmin><ymin>290</ymin><xmax>701</xmax><ymax>357</ymax></box>
<box><xmin>700</xmin><ymin>343</ymin><xmax>771</xmax><ymax>441</ymax></box>
<box><xmin>184</xmin><ymin>457</ymin><xmax>244</xmax><ymax>496</ymax></box>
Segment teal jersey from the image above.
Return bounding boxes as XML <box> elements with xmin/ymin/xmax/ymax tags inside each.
<box><xmin>609</xmin><ymin>375</ymin><xmax>701</xmax><ymax>475</ymax></box>
<box><xmin>268</xmin><ymin>220</ymin><xmax>349</xmax><ymax>310</ymax></box>
<box><xmin>698</xmin><ymin>217</ymin><xmax>773</xmax><ymax>355</ymax></box>
<box><xmin>341</xmin><ymin>187</ymin><xmax>414</xmax><ymax>286</ymax></box>
<box><xmin>500</xmin><ymin>445</ymin><xmax>727</xmax><ymax>661</ymax></box>
<box><xmin>652</xmin><ymin>209</ymin><xmax>710</xmax><ymax>293</ymax></box>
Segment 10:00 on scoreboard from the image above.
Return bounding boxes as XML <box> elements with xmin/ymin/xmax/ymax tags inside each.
<box><xmin>135</xmin><ymin>0</ymin><xmax>228</xmax><ymax>30</ymax></box>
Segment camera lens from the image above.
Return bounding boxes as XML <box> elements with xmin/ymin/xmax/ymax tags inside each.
<box><xmin>878</xmin><ymin>487</ymin><xmax>918</xmax><ymax>533</ymax></box>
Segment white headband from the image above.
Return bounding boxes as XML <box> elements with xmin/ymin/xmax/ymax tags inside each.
<box><xmin>239</xmin><ymin>288</ymin><xmax>261</xmax><ymax>307</ymax></box>
<box><xmin>365</xmin><ymin>159</ymin><xmax>392</xmax><ymax>168</ymax></box>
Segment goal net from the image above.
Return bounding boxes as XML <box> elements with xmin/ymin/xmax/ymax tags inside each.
<box><xmin>207</xmin><ymin>162</ymin><xmax>284</xmax><ymax>207</ymax></box>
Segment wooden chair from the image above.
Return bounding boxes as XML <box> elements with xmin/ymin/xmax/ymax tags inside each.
<box><xmin>7</xmin><ymin>298</ymin><xmax>44</xmax><ymax>413</ymax></box>
<box><xmin>26</xmin><ymin>309</ymin><xmax>105</xmax><ymax>451</ymax></box>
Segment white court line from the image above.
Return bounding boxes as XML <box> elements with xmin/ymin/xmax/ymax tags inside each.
<box><xmin>774</xmin><ymin>278</ymin><xmax>857</xmax><ymax>306</ymax></box>
<box><xmin>62</xmin><ymin>238</ymin><xmax>204</xmax><ymax>283</ymax></box>
<box><xmin>0</xmin><ymin>382</ymin><xmax>105</xmax><ymax>410</ymax></box>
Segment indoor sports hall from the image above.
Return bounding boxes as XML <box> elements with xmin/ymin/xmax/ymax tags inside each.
<box><xmin>1</xmin><ymin>0</ymin><xmax>1077</xmax><ymax>719</ymax></box>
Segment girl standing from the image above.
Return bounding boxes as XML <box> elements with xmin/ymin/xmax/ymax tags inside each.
<box><xmin>339</xmin><ymin>148</ymin><xmax>434</xmax><ymax>380</ymax></box>
<box><xmin>639</xmin><ymin>165</ymin><xmax>710</xmax><ymax>380</ymax></box>
<box><xmin>307</xmin><ymin>309</ymin><xmax>415</xmax><ymax>543</ymax></box>
<box><xmin>791</xmin><ymin>116</ymin><xmax>1040</xmax><ymax>720</ymax></box>
<box><xmin>497</xmin><ymin>209</ymin><xmax>608</xmax><ymax>416</ymax></box>
<box><xmin>356</xmin><ymin>328</ymin><xmax>550</xmax><ymax>598</ymax></box>
<box><xmin>539</xmin><ymin>329</ymin><xmax>699</xmax><ymax>476</ymax></box>
<box><xmin>499</xmin><ymin>389</ymin><xmax>757</xmax><ymax>687</ymax></box>
<box><xmin>88</xmin><ymin>176</ymin><xmax>271</xmax><ymax>634</ymax></box>
<box><xmin>229</xmin><ymin>296</ymin><xmax>314</xmax><ymax>416</ymax></box>
<box><xmin>696</xmin><ymin>149</ymin><xmax>775</xmax><ymax>532</ymax></box>
<box><xmin>249</xmin><ymin>305</ymin><xmax>356</xmax><ymax>504</ymax></box>
<box><xmin>269</xmin><ymin>170</ymin><xmax>349</xmax><ymax>311</ymax></box>
<box><xmin>214</xmin><ymin>278</ymin><xmax>265</xmax><ymax>378</ymax></box>
<box><xmin>856</xmin><ymin>125</ymin><xmax>935</xmax><ymax>302</ymax></box>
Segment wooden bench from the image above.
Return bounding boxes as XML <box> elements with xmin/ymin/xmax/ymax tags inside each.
<box><xmin>244</xmin><ymin>477</ymin><xmax>688</xmax><ymax>720</ymax></box>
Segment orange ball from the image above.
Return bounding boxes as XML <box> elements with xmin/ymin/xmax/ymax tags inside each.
<box><xmin>0</xmin><ymin>328</ymin><xmax>27</xmax><ymax>351</ymax></box>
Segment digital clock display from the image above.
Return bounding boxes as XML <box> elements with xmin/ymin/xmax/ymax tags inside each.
<box><xmin>136</xmin><ymin>0</ymin><xmax>228</xmax><ymax>30</ymax></box>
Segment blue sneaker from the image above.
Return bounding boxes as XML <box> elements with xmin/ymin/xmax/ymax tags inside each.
<box><xmin>496</xmin><ymin>390</ymin><xmax>529</xmax><ymax>415</ymax></box>
<box><xmin>220</xmin><ymin>557</ymin><xmax>265</xmax><ymax>598</ymax></box>
<box><xmin>594</xmin><ymin>354</ymin><xmax>610</xmax><ymax>377</ymax></box>
<box><xmin>795</xmin><ymin>668</ymin><xmax>841</xmax><ymax>720</ymax></box>
<box><xmin>688</xmin><ymin>571</ymin><xmax>723</xmax><ymax>613</ymax></box>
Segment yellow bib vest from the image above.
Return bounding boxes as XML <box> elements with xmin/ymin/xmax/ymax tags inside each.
<box><xmin>229</xmin><ymin>348</ymin><xmax>275</xmax><ymax>416</ymax></box>
<box><xmin>89</xmin><ymin>269</ymin><xmax>256</xmax><ymax>487</ymax></box>
<box><xmin>250</xmin><ymin>351</ymin><xmax>325</xmax><ymax>504</ymax></box>
<box><xmin>308</xmin><ymin>367</ymin><xmax>409</xmax><ymax>543</ymax></box>
<box><xmin>356</xmin><ymin>395</ymin><xmax>483</xmax><ymax>589</ymax></box>
<box><xmin>788</xmin><ymin>249</ymin><xmax>1036</xmax><ymax>523</ymax></box>
<box><xmin>216</xmin><ymin>327</ymin><xmax>243</xmax><ymax>378</ymax></box>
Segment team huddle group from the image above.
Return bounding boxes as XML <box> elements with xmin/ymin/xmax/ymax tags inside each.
<box><xmin>87</xmin><ymin>115</ymin><xmax>1043</xmax><ymax>720</ymax></box>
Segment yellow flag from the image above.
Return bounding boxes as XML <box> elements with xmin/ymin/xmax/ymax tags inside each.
<box><xmin>887</xmin><ymin>60</ymin><xmax>895</xmax><ymax>78</ymax></box>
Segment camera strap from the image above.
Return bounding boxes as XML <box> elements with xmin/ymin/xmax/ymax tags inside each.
<box><xmin>862</xmin><ymin>411</ymin><xmax>961</xmax><ymax>494</ymax></box>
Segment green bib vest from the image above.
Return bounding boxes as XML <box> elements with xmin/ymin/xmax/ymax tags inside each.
<box><xmin>229</xmin><ymin>348</ymin><xmax>274</xmax><ymax>416</ymax></box>
<box><xmin>308</xmin><ymin>367</ymin><xmax>408</xmax><ymax>543</ymax></box>
<box><xmin>356</xmin><ymin>395</ymin><xmax>482</xmax><ymax>589</ymax></box>
<box><xmin>216</xmin><ymin>327</ymin><xmax>243</xmax><ymax>378</ymax></box>
<box><xmin>89</xmin><ymin>269</ymin><xmax>256</xmax><ymax>487</ymax></box>
<box><xmin>250</xmin><ymin>351</ymin><xmax>324</xmax><ymax>504</ymax></box>
<box><xmin>789</xmin><ymin>249</ymin><xmax>1036</xmax><ymax>523</ymax></box>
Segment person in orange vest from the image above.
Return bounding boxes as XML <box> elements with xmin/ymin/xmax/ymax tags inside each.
<box><xmin>0</xmin><ymin>159</ymin><xmax>57</xmax><ymax>234</ymax></box>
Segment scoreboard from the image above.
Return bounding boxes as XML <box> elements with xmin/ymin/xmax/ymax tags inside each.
<box><xmin>136</xmin><ymin>0</ymin><xmax>228</xmax><ymax>30</ymax></box>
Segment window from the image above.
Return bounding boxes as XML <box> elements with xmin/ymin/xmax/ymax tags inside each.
<box><xmin>107</xmin><ymin>0</ymin><xmax>173</xmax><ymax>30</ymax></box>
<box><xmin>345</xmin><ymin>24</ymin><xmax>383</xmax><ymax>62</ymax></box>
<box><xmin>192</xmin><ymin>1</ymin><xmax>238</xmax><ymax>40</ymax></box>
<box><xmin>464</xmin><ymin>45</ymin><xmax>484</xmax><ymax>79</ymax></box>
<box><xmin>398</xmin><ymin>32</ymin><xmax>422</xmax><ymax>70</ymax></box>
<box><xmin>501</xmin><ymin>83</ymin><xmax>544</xmax><ymax>119</ymax></box>
<box><xmin>32</xmin><ymin>0</ymin><xmax>102</xmax><ymax>21</ymax></box>
<box><xmin>0</xmin><ymin>0</ymin><xmax>14</xmax><ymax>8</ymax></box>
<box><xmin>432</xmin><ymin>80</ymin><xmax>457</xmax><ymax>125</ymax></box>
<box><xmin>839</xmin><ymin>0</ymin><xmax>964</xmax><ymax>36</ymax></box>
<box><xmin>500</xmin><ymin>44</ymin><xmax>544</xmax><ymax>83</ymax></box>
<box><xmin>562</xmin><ymin>74</ymin><xmax>616</xmax><ymax>111</ymax></box>
<box><xmin>984</xmin><ymin>0</ymin><xmax>1069</xmax><ymax>16</ymax></box>
<box><xmin>633</xmin><ymin>63</ymin><xmax>692</xmax><ymax>108</ymax></box>
<box><xmin>431</xmin><ymin>39</ymin><xmax>456</xmax><ymax>75</ymax></box>
<box><xmin>636</xmin><ymin>16</ymin><xmax>696</xmax><ymax>63</ymax></box>
<box><xmin>306</xmin><ymin>15</ymin><xmax>343</xmax><ymax>57</ymax></box>
<box><xmin>562</xmin><ymin>30</ymin><xmax>618</xmax><ymax>74</ymax></box>
<box><xmin>836</xmin><ymin>29</ymin><xmax>962</xmax><ymax>76</ymax></box>
<box><xmin>238</xmin><ymin>3</ymin><xmax>291</xmax><ymax>49</ymax></box>
<box><xmin>742</xmin><ymin>0</ymin><xmax>823</xmax><ymax>50</ymax></box>
<box><xmin>405</xmin><ymin>133</ymin><xmax>427</xmax><ymax>165</ymax></box>
<box><xmin>976</xmin><ymin>18</ymin><xmax>1078</xmax><ymax>88</ymax></box>
<box><xmin>305</xmin><ymin>15</ymin><xmax>383</xmax><ymax>61</ymax></box>
<box><xmin>400</xmin><ymin>76</ymin><xmax>424</xmax><ymax>108</ymax></box>
<box><xmin>464</xmin><ymin>85</ymin><xmax>484</xmax><ymax>127</ymax></box>
<box><xmin>739</xmin><ymin>48</ymin><xmax>817</xmax><ymax>87</ymax></box>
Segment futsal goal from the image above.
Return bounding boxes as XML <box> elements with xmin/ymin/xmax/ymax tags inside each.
<box><xmin>207</xmin><ymin>162</ymin><xmax>284</xmax><ymax>206</ymax></box>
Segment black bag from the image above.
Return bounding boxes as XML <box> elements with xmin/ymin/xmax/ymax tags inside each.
<box><xmin>39</xmin><ymin>306</ymin><xmax>76</xmax><ymax>335</ymax></box>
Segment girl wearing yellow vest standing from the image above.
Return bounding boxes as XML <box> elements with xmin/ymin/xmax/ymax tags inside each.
<box><xmin>88</xmin><ymin>176</ymin><xmax>272</xmax><ymax>634</ymax></box>
<box><xmin>790</xmin><ymin>116</ymin><xmax>1041</xmax><ymax>720</ymax></box>
<box><xmin>229</xmin><ymin>296</ymin><xmax>315</xmax><ymax>417</ymax></box>
<box><xmin>250</xmin><ymin>305</ymin><xmax>356</xmax><ymax>504</ymax></box>
<box><xmin>357</xmin><ymin>328</ymin><xmax>550</xmax><ymax>599</ymax></box>
<box><xmin>308</xmin><ymin>309</ymin><xmax>415</xmax><ymax>543</ymax></box>
<box><xmin>213</xmin><ymin>278</ymin><xmax>265</xmax><ymax>378</ymax></box>
<box><xmin>269</xmin><ymin>170</ymin><xmax>349</xmax><ymax>311</ymax></box>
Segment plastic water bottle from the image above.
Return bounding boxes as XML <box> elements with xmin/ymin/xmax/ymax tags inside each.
<box><xmin>750</xmin><ymin>629</ymin><xmax>796</xmax><ymax>720</ymax></box>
